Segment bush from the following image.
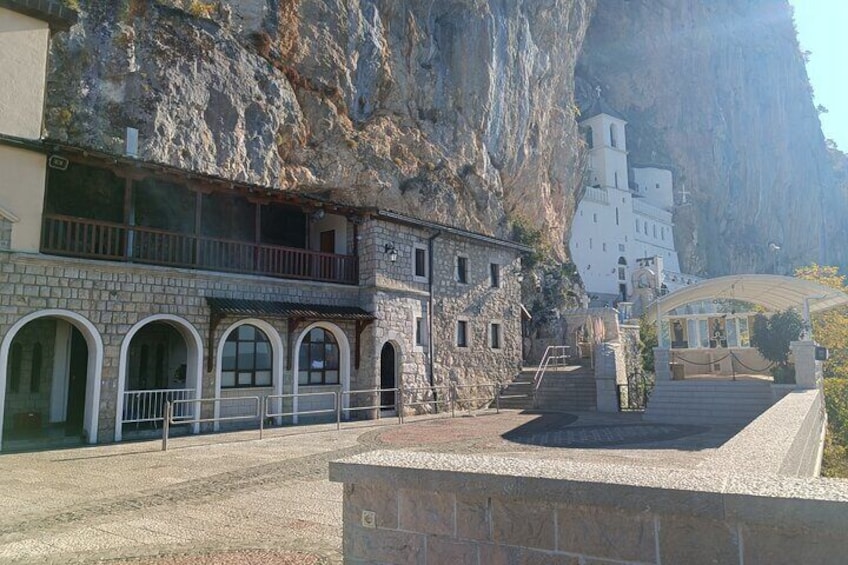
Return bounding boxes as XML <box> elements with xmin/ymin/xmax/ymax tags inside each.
<box><xmin>822</xmin><ymin>378</ymin><xmax>848</xmax><ymax>478</ymax></box>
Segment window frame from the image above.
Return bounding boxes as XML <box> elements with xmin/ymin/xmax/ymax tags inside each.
<box><xmin>456</xmin><ymin>320</ymin><xmax>469</xmax><ymax>348</ymax></box>
<box><xmin>489</xmin><ymin>322</ymin><xmax>502</xmax><ymax>350</ymax></box>
<box><xmin>489</xmin><ymin>262</ymin><xmax>501</xmax><ymax>288</ymax></box>
<box><xmin>456</xmin><ymin>255</ymin><xmax>469</xmax><ymax>284</ymax></box>
<box><xmin>413</xmin><ymin>244</ymin><xmax>429</xmax><ymax>282</ymax></box>
<box><xmin>220</xmin><ymin>324</ymin><xmax>273</xmax><ymax>389</ymax></box>
<box><xmin>298</xmin><ymin>327</ymin><xmax>341</xmax><ymax>386</ymax></box>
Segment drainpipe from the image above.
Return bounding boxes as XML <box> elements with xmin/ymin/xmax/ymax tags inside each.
<box><xmin>427</xmin><ymin>230</ymin><xmax>442</xmax><ymax>406</ymax></box>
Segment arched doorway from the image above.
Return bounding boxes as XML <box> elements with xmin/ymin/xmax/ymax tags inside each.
<box><xmin>0</xmin><ymin>311</ymin><xmax>103</xmax><ymax>450</ymax></box>
<box><xmin>379</xmin><ymin>342</ymin><xmax>397</xmax><ymax>414</ymax></box>
<box><xmin>116</xmin><ymin>315</ymin><xmax>203</xmax><ymax>441</ymax></box>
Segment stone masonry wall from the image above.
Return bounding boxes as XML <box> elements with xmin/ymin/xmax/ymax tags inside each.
<box><xmin>361</xmin><ymin>217</ymin><xmax>524</xmax><ymax>409</ymax></box>
<box><xmin>332</xmin><ymin>437</ymin><xmax>847</xmax><ymax>565</ymax></box>
<box><xmin>0</xmin><ymin>250</ymin><xmax>362</xmax><ymax>442</ymax></box>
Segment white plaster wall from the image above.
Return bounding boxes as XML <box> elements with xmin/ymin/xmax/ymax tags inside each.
<box><xmin>0</xmin><ymin>7</ymin><xmax>49</xmax><ymax>139</ymax></box>
<box><xmin>309</xmin><ymin>213</ymin><xmax>348</xmax><ymax>254</ymax></box>
<box><xmin>632</xmin><ymin>167</ymin><xmax>674</xmax><ymax>209</ymax></box>
<box><xmin>583</xmin><ymin>113</ymin><xmax>628</xmax><ymax>190</ymax></box>
<box><xmin>569</xmin><ymin>187</ymin><xmax>635</xmax><ymax>297</ymax></box>
<box><xmin>0</xmin><ymin>146</ymin><xmax>47</xmax><ymax>252</ymax></box>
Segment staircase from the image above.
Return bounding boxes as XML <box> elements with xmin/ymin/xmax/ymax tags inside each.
<box><xmin>498</xmin><ymin>368</ymin><xmax>535</xmax><ymax>410</ymax></box>
<box><xmin>498</xmin><ymin>365</ymin><xmax>597</xmax><ymax>412</ymax></box>
<box><xmin>643</xmin><ymin>379</ymin><xmax>775</xmax><ymax>426</ymax></box>
<box><xmin>534</xmin><ymin>366</ymin><xmax>597</xmax><ymax>412</ymax></box>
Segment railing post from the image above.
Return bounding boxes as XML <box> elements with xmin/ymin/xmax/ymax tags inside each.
<box><xmin>162</xmin><ymin>400</ymin><xmax>171</xmax><ymax>452</ymax></box>
<box><xmin>496</xmin><ymin>385</ymin><xmax>500</xmax><ymax>413</ymax></box>
<box><xmin>450</xmin><ymin>384</ymin><xmax>456</xmax><ymax>419</ymax></box>
<box><xmin>397</xmin><ymin>389</ymin><xmax>402</xmax><ymax>425</ymax></box>
<box><xmin>398</xmin><ymin>388</ymin><xmax>404</xmax><ymax>424</ymax></box>
<box><xmin>336</xmin><ymin>392</ymin><xmax>342</xmax><ymax>430</ymax></box>
<box><xmin>259</xmin><ymin>396</ymin><xmax>265</xmax><ymax>440</ymax></box>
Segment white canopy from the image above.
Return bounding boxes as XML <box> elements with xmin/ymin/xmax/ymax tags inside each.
<box><xmin>647</xmin><ymin>274</ymin><xmax>848</xmax><ymax>322</ymax></box>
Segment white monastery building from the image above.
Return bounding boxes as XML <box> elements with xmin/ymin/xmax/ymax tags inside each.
<box><xmin>569</xmin><ymin>98</ymin><xmax>698</xmax><ymax>309</ymax></box>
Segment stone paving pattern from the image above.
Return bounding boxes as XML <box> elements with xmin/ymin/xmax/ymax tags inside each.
<box><xmin>0</xmin><ymin>410</ymin><xmax>740</xmax><ymax>564</ymax></box>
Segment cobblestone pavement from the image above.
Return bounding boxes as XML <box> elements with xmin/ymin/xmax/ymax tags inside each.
<box><xmin>0</xmin><ymin>411</ymin><xmax>739</xmax><ymax>564</ymax></box>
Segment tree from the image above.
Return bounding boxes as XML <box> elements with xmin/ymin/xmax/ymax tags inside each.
<box><xmin>794</xmin><ymin>264</ymin><xmax>848</xmax><ymax>379</ymax></box>
<box><xmin>750</xmin><ymin>309</ymin><xmax>804</xmax><ymax>383</ymax></box>
<box><xmin>638</xmin><ymin>315</ymin><xmax>657</xmax><ymax>374</ymax></box>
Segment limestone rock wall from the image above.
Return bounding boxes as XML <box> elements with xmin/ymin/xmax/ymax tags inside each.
<box><xmin>577</xmin><ymin>0</ymin><xmax>848</xmax><ymax>276</ymax></box>
<box><xmin>46</xmin><ymin>0</ymin><xmax>595</xmax><ymax>248</ymax></box>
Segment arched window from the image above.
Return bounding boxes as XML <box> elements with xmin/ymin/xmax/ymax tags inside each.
<box><xmin>30</xmin><ymin>343</ymin><xmax>42</xmax><ymax>393</ymax></box>
<box><xmin>585</xmin><ymin>127</ymin><xmax>594</xmax><ymax>149</ymax></box>
<box><xmin>8</xmin><ymin>342</ymin><xmax>22</xmax><ymax>393</ymax></box>
<box><xmin>221</xmin><ymin>325</ymin><xmax>272</xmax><ymax>388</ymax></box>
<box><xmin>614</xmin><ymin>171</ymin><xmax>619</xmax><ymax>188</ymax></box>
<box><xmin>610</xmin><ymin>124</ymin><xmax>617</xmax><ymax>148</ymax></box>
<box><xmin>615</xmin><ymin>207</ymin><xmax>620</xmax><ymax>225</ymax></box>
<box><xmin>298</xmin><ymin>328</ymin><xmax>340</xmax><ymax>385</ymax></box>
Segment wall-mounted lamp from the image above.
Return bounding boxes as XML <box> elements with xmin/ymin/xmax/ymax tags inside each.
<box><xmin>311</xmin><ymin>209</ymin><xmax>325</xmax><ymax>221</ymax></box>
<box><xmin>517</xmin><ymin>272</ymin><xmax>525</xmax><ymax>283</ymax></box>
<box><xmin>384</xmin><ymin>242</ymin><xmax>398</xmax><ymax>263</ymax></box>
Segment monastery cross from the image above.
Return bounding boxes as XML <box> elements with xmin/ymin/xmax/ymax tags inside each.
<box><xmin>676</xmin><ymin>182</ymin><xmax>691</xmax><ymax>205</ymax></box>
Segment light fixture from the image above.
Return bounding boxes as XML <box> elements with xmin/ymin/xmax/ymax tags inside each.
<box><xmin>384</xmin><ymin>242</ymin><xmax>398</xmax><ymax>263</ymax></box>
<box><xmin>517</xmin><ymin>272</ymin><xmax>525</xmax><ymax>283</ymax></box>
<box><xmin>311</xmin><ymin>208</ymin><xmax>325</xmax><ymax>221</ymax></box>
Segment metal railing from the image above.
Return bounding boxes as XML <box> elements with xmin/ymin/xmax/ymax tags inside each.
<box><xmin>532</xmin><ymin>345</ymin><xmax>571</xmax><ymax>408</ymax></box>
<box><xmin>159</xmin><ymin>383</ymin><xmax>513</xmax><ymax>450</ymax></box>
<box><xmin>342</xmin><ymin>388</ymin><xmax>402</xmax><ymax>425</ymax></box>
<box><xmin>451</xmin><ymin>383</ymin><xmax>500</xmax><ymax>417</ymax></box>
<box><xmin>163</xmin><ymin>396</ymin><xmax>261</xmax><ymax>450</ymax></box>
<box><xmin>122</xmin><ymin>388</ymin><xmax>195</xmax><ymax>424</ymax></box>
<box><xmin>264</xmin><ymin>391</ymin><xmax>340</xmax><ymax>430</ymax></box>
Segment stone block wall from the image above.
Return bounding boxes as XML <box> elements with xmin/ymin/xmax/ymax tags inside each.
<box><xmin>0</xmin><ymin>251</ymin><xmax>362</xmax><ymax>442</ymax></box>
<box><xmin>331</xmin><ymin>445</ymin><xmax>848</xmax><ymax>565</ymax></box>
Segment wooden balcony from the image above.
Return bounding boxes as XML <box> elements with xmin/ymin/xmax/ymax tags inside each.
<box><xmin>41</xmin><ymin>214</ymin><xmax>358</xmax><ymax>285</ymax></box>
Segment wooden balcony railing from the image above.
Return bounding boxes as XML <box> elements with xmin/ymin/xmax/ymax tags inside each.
<box><xmin>41</xmin><ymin>214</ymin><xmax>358</xmax><ymax>285</ymax></box>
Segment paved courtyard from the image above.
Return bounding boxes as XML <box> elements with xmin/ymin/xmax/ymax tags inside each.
<box><xmin>0</xmin><ymin>410</ymin><xmax>741</xmax><ymax>564</ymax></box>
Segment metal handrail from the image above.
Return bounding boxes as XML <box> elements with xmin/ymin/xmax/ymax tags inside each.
<box><xmin>532</xmin><ymin>345</ymin><xmax>571</xmax><ymax>408</ymax></box>
<box><xmin>163</xmin><ymin>396</ymin><xmax>261</xmax><ymax>450</ymax></box>
<box><xmin>402</xmin><ymin>386</ymin><xmax>451</xmax><ymax>423</ymax></box>
<box><xmin>451</xmin><ymin>383</ymin><xmax>500</xmax><ymax>417</ymax></box>
<box><xmin>159</xmin><ymin>383</ymin><xmax>516</xmax><ymax>450</ymax></box>
<box><xmin>265</xmin><ymin>392</ymin><xmax>340</xmax><ymax>431</ymax></box>
<box><xmin>341</xmin><ymin>388</ymin><xmax>402</xmax><ymax>425</ymax></box>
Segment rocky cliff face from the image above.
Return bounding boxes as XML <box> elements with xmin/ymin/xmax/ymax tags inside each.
<box><xmin>46</xmin><ymin>0</ymin><xmax>594</xmax><ymax>244</ymax></box>
<box><xmin>577</xmin><ymin>0</ymin><xmax>848</xmax><ymax>276</ymax></box>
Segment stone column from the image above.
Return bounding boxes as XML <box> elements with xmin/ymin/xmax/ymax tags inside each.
<box><xmin>654</xmin><ymin>347</ymin><xmax>671</xmax><ymax>381</ymax></box>
<box><xmin>595</xmin><ymin>342</ymin><xmax>620</xmax><ymax>412</ymax></box>
<box><xmin>790</xmin><ymin>340</ymin><xmax>822</xmax><ymax>390</ymax></box>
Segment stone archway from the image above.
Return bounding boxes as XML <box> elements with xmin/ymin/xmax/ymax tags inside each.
<box><xmin>115</xmin><ymin>314</ymin><xmax>204</xmax><ymax>442</ymax></box>
<box><xmin>0</xmin><ymin>310</ymin><xmax>103</xmax><ymax>450</ymax></box>
<box><xmin>292</xmin><ymin>322</ymin><xmax>351</xmax><ymax>423</ymax></box>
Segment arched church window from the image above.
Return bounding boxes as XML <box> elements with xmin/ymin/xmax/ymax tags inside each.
<box><xmin>585</xmin><ymin>127</ymin><xmax>593</xmax><ymax>149</ymax></box>
<box><xmin>221</xmin><ymin>325</ymin><xmax>272</xmax><ymax>388</ymax></box>
<box><xmin>298</xmin><ymin>328</ymin><xmax>340</xmax><ymax>385</ymax></box>
<box><xmin>609</xmin><ymin>124</ymin><xmax>617</xmax><ymax>148</ymax></box>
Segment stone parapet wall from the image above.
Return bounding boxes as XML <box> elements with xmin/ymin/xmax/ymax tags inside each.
<box><xmin>702</xmin><ymin>389</ymin><xmax>825</xmax><ymax>477</ymax></box>
<box><xmin>331</xmin><ymin>447</ymin><xmax>848</xmax><ymax>564</ymax></box>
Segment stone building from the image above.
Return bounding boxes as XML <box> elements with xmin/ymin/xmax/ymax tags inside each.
<box><xmin>0</xmin><ymin>2</ymin><xmax>528</xmax><ymax>450</ymax></box>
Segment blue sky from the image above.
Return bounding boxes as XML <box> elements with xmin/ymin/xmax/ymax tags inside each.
<box><xmin>789</xmin><ymin>0</ymin><xmax>848</xmax><ymax>150</ymax></box>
